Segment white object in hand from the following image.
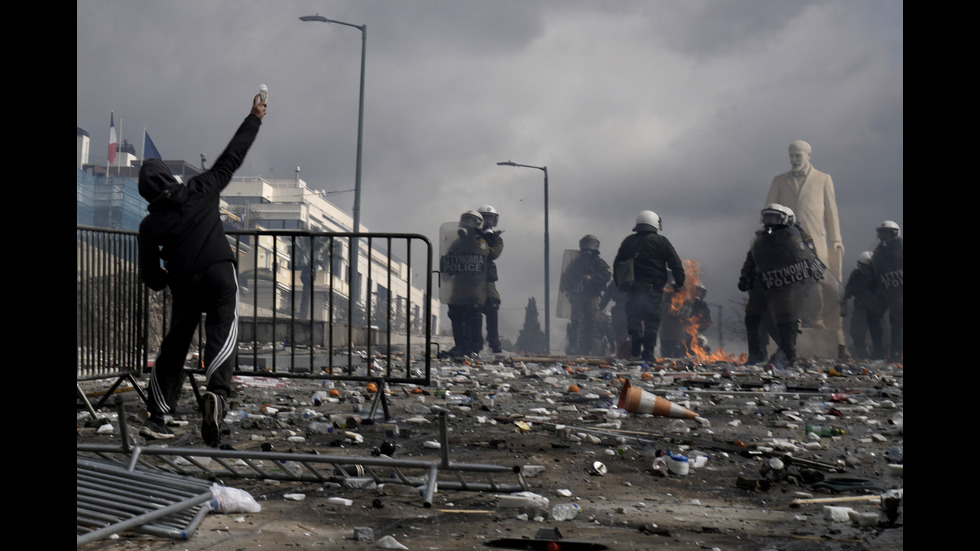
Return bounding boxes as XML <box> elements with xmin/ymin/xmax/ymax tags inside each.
<box><xmin>259</xmin><ymin>84</ymin><xmax>269</xmax><ymax>103</ymax></box>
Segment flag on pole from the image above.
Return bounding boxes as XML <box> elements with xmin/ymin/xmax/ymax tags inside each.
<box><xmin>143</xmin><ymin>129</ymin><xmax>162</xmax><ymax>161</ymax></box>
<box><xmin>108</xmin><ymin>112</ymin><xmax>118</xmax><ymax>165</ymax></box>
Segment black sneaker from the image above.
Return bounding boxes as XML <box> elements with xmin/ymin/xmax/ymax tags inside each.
<box><xmin>140</xmin><ymin>415</ymin><xmax>175</xmax><ymax>440</ymax></box>
<box><xmin>201</xmin><ymin>392</ymin><xmax>225</xmax><ymax>447</ymax></box>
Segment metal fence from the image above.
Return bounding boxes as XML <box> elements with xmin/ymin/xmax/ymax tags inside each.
<box><xmin>77</xmin><ymin>226</ymin><xmax>435</xmax><ymax>405</ymax></box>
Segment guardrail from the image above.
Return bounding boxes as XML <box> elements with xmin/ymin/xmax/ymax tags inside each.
<box><xmin>77</xmin><ymin>226</ymin><xmax>435</xmax><ymax>407</ymax></box>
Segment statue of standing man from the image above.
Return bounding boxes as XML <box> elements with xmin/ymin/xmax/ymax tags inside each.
<box><xmin>765</xmin><ymin>140</ymin><xmax>845</xmax><ymax>342</ymax></box>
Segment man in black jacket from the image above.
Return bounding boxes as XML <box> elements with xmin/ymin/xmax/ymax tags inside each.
<box><xmin>613</xmin><ymin>211</ymin><xmax>685</xmax><ymax>361</ymax></box>
<box><xmin>137</xmin><ymin>92</ymin><xmax>266</xmax><ymax>445</ymax></box>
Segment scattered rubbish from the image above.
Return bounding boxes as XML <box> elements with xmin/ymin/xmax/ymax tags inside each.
<box><xmin>805</xmin><ymin>425</ymin><xmax>845</xmax><ymax>437</ymax></box>
<box><xmin>688</xmin><ymin>450</ymin><xmax>710</xmax><ymax>468</ymax></box>
<box><xmin>664</xmin><ymin>451</ymin><xmax>689</xmax><ymax>476</ymax></box>
<box><xmin>848</xmin><ymin>510</ymin><xmax>880</xmax><ymax>526</ymax></box>
<box><xmin>283</xmin><ymin>493</ymin><xmax>306</xmax><ymax>501</ymax></box>
<box><xmin>790</xmin><ymin>495</ymin><xmax>880</xmax><ymax>507</ymax></box>
<box><xmin>667</xmin><ymin>419</ymin><xmax>690</xmax><ymax>434</ymax></box>
<box><xmin>589</xmin><ymin>461</ymin><xmax>607</xmax><ymax>476</ymax></box>
<box><xmin>760</xmin><ymin>457</ymin><xmax>785</xmax><ymax>481</ymax></box>
<box><xmin>354</xmin><ymin>526</ymin><xmax>374</xmax><ymax>540</ymax></box>
<box><xmin>375</xmin><ymin>534</ymin><xmax>410</xmax><ymax>549</ymax></box>
<box><xmin>327</xmin><ymin>497</ymin><xmax>353</xmax><ymax>506</ymax></box>
<box><xmin>652</xmin><ymin>456</ymin><xmax>668</xmax><ymax>475</ymax></box>
<box><xmin>551</xmin><ymin>502</ymin><xmax>582</xmax><ymax>521</ymax></box>
<box><xmin>209</xmin><ymin>483</ymin><xmax>261</xmax><ymax>513</ymax></box>
<box><xmin>823</xmin><ymin>505</ymin><xmax>855</xmax><ymax>522</ymax></box>
<box><xmin>496</xmin><ymin>491</ymin><xmax>550</xmax><ymax>516</ymax></box>
<box><xmin>880</xmin><ymin>489</ymin><xmax>903</xmax><ymax>524</ymax></box>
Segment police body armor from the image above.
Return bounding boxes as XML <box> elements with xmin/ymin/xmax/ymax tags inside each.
<box><xmin>439</xmin><ymin>221</ymin><xmax>489</xmax><ymax>305</ymax></box>
<box><xmin>872</xmin><ymin>237</ymin><xmax>903</xmax><ymax>290</ymax></box>
<box><xmin>751</xmin><ymin>225</ymin><xmax>826</xmax><ymax>291</ymax></box>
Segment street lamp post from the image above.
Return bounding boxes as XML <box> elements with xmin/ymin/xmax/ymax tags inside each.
<box><xmin>300</xmin><ymin>13</ymin><xmax>366</xmax><ymax>308</ymax></box>
<box><xmin>497</xmin><ymin>161</ymin><xmax>550</xmax><ymax>354</ymax></box>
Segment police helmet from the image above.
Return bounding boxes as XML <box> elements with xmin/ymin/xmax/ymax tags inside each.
<box><xmin>579</xmin><ymin>234</ymin><xmax>600</xmax><ymax>251</ymax></box>
<box><xmin>633</xmin><ymin>210</ymin><xmax>662</xmax><ymax>232</ymax></box>
<box><xmin>477</xmin><ymin>204</ymin><xmax>499</xmax><ymax>228</ymax></box>
<box><xmin>876</xmin><ymin>220</ymin><xmax>901</xmax><ymax>240</ymax></box>
<box><xmin>761</xmin><ymin>203</ymin><xmax>793</xmax><ymax>227</ymax></box>
<box><xmin>857</xmin><ymin>251</ymin><xmax>874</xmax><ymax>266</ymax></box>
<box><xmin>459</xmin><ymin>210</ymin><xmax>484</xmax><ymax>229</ymax></box>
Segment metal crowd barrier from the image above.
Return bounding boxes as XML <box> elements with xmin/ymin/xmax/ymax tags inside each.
<box><xmin>77</xmin><ymin>226</ymin><xmax>436</xmax><ymax>414</ymax></box>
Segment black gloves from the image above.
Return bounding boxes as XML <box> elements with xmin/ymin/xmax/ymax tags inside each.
<box><xmin>737</xmin><ymin>277</ymin><xmax>752</xmax><ymax>292</ymax></box>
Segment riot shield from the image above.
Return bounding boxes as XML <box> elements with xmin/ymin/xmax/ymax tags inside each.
<box><xmin>556</xmin><ymin>249</ymin><xmax>581</xmax><ymax>319</ymax></box>
<box><xmin>438</xmin><ymin>221</ymin><xmax>488</xmax><ymax>306</ymax></box>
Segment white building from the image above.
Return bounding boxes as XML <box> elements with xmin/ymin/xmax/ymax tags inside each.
<box><xmin>222</xmin><ymin>172</ymin><xmax>439</xmax><ymax>336</ymax></box>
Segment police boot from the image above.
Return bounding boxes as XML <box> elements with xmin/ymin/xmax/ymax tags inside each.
<box><xmin>776</xmin><ymin>321</ymin><xmax>800</xmax><ymax>366</ymax></box>
<box><xmin>629</xmin><ymin>331</ymin><xmax>643</xmax><ymax>358</ymax></box>
<box><xmin>745</xmin><ymin>315</ymin><xmax>767</xmax><ymax>364</ymax></box>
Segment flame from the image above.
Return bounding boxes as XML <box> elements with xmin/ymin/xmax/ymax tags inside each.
<box><xmin>664</xmin><ymin>260</ymin><xmax>743</xmax><ymax>365</ymax></box>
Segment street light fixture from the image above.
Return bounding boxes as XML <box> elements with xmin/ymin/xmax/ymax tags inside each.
<box><xmin>496</xmin><ymin>160</ymin><xmax>550</xmax><ymax>354</ymax></box>
<box><xmin>300</xmin><ymin>13</ymin><xmax>367</xmax><ymax>308</ymax></box>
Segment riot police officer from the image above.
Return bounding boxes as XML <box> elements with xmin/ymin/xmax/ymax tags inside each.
<box><xmin>613</xmin><ymin>211</ymin><xmax>685</xmax><ymax>361</ymax></box>
<box><xmin>839</xmin><ymin>251</ymin><xmax>886</xmax><ymax>359</ymax></box>
<box><xmin>440</xmin><ymin>210</ymin><xmax>490</xmax><ymax>357</ymax></box>
<box><xmin>477</xmin><ymin>205</ymin><xmax>504</xmax><ymax>353</ymax></box>
<box><xmin>872</xmin><ymin>220</ymin><xmax>903</xmax><ymax>362</ymax></box>
<box><xmin>560</xmin><ymin>234</ymin><xmax>611</xmax><ymax>355</ymax></box>
<box><xmin>739</xmin><ymin>203</ymin><xmax>825</xmax><ymax>367</ymax></box>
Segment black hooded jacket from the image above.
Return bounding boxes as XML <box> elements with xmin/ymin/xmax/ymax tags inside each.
<box><xmin>137</xmin><ymin>114</ymin><xmax>262</xmax><ymax>291</ymax></box>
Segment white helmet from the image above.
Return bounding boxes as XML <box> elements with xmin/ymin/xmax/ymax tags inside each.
<box><xmin>477</xmin><ymin>204</ymin><xmax>498</xmax><ymax>228</ymax></box>
<box><xmin>856</xmin><ymin>251</ymin><xmax>873</xmax><ymax>266</ymax></box>
<box><xmin>579</xmin><ymin>234</ymin><xmax>600</xmax><ymax>251</ymax></box>
<box><xmin>876</xmin><ymin>220</ymin><xmax>901</xmax><ymax>240</ymax></box>
<box><xmin>761</xmin><ymin>203</ymin><xmax>793</xmax><ymax>227</ymax></box>
<box><xmin>459</xmin><ymin>210</ymin><xmax>484</xmax><ymax>229</ymax></box>
<box><xmin>633</xmin><ymin>210</ymin><xmax>662</xmax><ymax>232</ymax></box>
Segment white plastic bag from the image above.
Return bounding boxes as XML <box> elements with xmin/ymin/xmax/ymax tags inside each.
<box><xmin>210</xmin><ymin>483</ymin><xmax>262</xmax><ymax>513</ymax></box>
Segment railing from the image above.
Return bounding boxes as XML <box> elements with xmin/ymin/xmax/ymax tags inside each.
<box><xmin>76</xmin><ymin>226</ymin><xmax>435</xmax><ymax>406</ymax></box>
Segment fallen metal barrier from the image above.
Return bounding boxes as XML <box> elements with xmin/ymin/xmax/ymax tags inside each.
<box><xmin>77</xmin><ymin>401</ymin><xmax>528</xmax><ymax>515</ymax></box>
<box><xmin>76</xmin><ymin>455</ymin><xmax>214</xmax><ymax>547</ymax></box>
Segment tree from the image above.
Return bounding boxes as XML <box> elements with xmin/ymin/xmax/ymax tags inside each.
<box><xmin>514</xmin><ymin>297</ymin><xmax>547</xmax><ymax>355</ymax></box>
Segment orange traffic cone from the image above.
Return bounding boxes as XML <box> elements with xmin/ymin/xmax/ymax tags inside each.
<box><xmin>617</xmin><ymin>380</ymin><xmax>698</xmax><ymax>419</ymax></box>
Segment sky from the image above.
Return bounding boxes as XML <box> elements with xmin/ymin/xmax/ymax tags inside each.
<box><xmin>77</xmin><ymin>1</ymin><xmax>903</xmax><ymax>354</ymax></box>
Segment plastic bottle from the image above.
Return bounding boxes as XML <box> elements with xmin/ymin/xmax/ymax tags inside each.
<box><xmin>805</xmin><ymin>425</ymin><xmax>844</xmax><ymax>437</ymax></box>
<box><xmin>306</xmin><ymin>421</ymin><xmax>334</xmax><ymax>436</ymax></box>
<box><xmin>551</xmin><ymin>502</ymin><xmax>582</xmax><ymax>521</ymax></box>
<box><xmin>224</xmin><ymin>411</ymin><xmax>248</xmax><ymax>423</ymax></box>
<box><xmin>312</xmin><ymin>390</ymin><xmax>328</xmax><ymax>406</ymax></box>
<box><xmin>446</xmin><ymin>392</ymin><xmax>473</xmax><ymax>405</ymax></box>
